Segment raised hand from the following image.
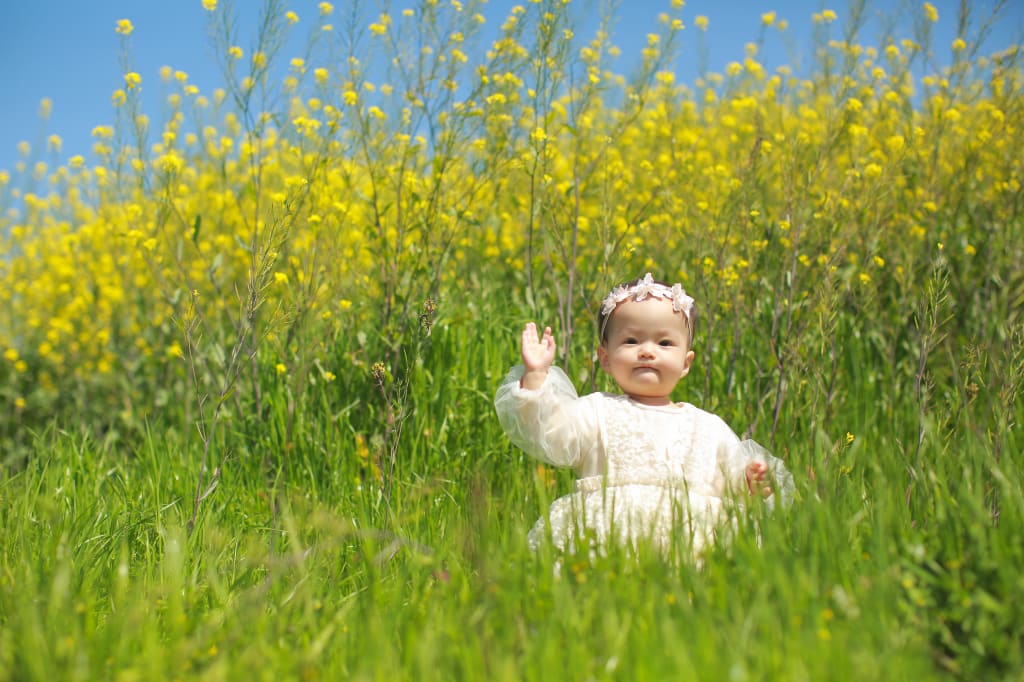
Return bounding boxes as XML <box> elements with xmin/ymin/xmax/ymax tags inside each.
<box><xmin>520</xmin><ymin>322</ymin><xmax>556</xmax><ymax>389</ymax></box>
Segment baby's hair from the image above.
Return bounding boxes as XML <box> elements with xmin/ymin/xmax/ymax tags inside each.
<box><xmin>598</xmin><ymin>276</ymin><xmax>699</xmax><ymax>345</ymax></box>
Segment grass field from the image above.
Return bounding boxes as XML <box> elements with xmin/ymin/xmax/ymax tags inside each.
<box><xmin>2</xmin><ymin>1</ymin><xmax>1023</xmax><ymax>679</ymax></box>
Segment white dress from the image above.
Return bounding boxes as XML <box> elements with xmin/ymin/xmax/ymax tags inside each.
<box><xmin>494</xmin><ymin>365</ymin><xmax>793</xmax><ymax>555</ymax></box>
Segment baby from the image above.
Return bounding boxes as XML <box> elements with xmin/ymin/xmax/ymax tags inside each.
<box><xmin>494</xmin><ymin>274</ymin><xmax>792</xmax><ymax>556</ymax></box>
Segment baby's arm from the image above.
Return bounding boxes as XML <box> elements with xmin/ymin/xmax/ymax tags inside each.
<box><xmin>494</xmin><ymin>326</ymin><xmax>597</xmax><ymax>469</ymax></box>
<box><xmin>711</xmin><ymin>423</ymin><xmax>779</xmax><ymax>500</ymax></box>
<box><xmin>520</xmin><ymin>322</ymin><xmax>556</xmax><ymax>390</ymax></box>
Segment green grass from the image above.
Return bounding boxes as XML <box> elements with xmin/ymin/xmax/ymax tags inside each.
<box><xmin>1</xmin><ymin>301</ymin><xmax>1021</xmax><ymax>681</ymax></box>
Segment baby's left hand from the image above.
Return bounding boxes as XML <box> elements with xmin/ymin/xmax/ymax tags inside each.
<box><xmin>746</xmin><ymin>461</ymin><xmax>773</xmax><ymax>497</ymax></box>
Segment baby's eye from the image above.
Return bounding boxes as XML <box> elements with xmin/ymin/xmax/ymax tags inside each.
<box><xmin>659</xmin><ymin>340</ymin><xmax>673</xmax><ymax>346</ymax></box>
<box><xmin>624</xmin><ymin>337</ymin><xmax>637</xmax><ymax>344</ymax></box>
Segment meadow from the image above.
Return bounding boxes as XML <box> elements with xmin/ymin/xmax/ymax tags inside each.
<box><xmin>1</xmin><ymin>0</ymin><xmax>1023</xmax><ymax>679</ymax></box>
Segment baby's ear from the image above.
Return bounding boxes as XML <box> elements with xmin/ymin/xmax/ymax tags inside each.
<box><xmin>596</xmin><ymin>345</ymin><xmax>610</xmax><ymax>371</ymax></box>
<box><xmin>680</xmin><ymin>349</ymin><xmax>695</xmax><ymax>378</ymax></box>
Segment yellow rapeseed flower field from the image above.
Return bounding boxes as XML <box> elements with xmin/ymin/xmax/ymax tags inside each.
<box><xmin>0</xmin><ymin>1</ymin><xmax>1021</xmax><ymax>441</ymax></box>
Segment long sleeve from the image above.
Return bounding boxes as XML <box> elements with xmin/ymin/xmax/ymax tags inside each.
<box><xmin>713</xmin><ymin>430</ymin><xmax>795</xmax><ymax>509</ymax></box>
<box><xmin>493</xmin><ymin>365</ymin><xmax>601</xmax><ymax>471</ymax></box>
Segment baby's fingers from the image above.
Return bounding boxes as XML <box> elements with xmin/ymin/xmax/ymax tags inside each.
<box><xmin>523</xmin><ymin>323</ymin><xmax>544</xmax><ymax>350</ymax></box>
<box><xmin>540</xmin><ymin>326</ymin><xmax>554</xmax><ymax>347</ymax></box>
<box><xmin>746</xmin><ymin>462</ymin><xmax>768</xmax><ymax>495</ymax></box>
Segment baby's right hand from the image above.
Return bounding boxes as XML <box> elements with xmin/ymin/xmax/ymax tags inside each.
<box><xmin>520</xmin><ymin>323</ymin><xmax>556</xmax><ymax>387</ymax></box>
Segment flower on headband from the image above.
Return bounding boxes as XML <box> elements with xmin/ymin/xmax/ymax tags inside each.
<box><xmin>601</xmin><ymin>273</ymin><xmax>695</xmax><ymax>321</ymax></box>
<box><xmin>631</xmin><ymin>273</ymin><xmax>659</xmax><ymax>302</ymax></box>
<box><xmin>669</xmin><ymin>283</ymin><xmax>695</xmax><ymax>320</ymax></box>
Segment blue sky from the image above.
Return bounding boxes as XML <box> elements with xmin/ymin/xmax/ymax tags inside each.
<box><xmin>1</xmin><ymin>0</ymin><xmax>1021</xmax><ymax>175</ymax></box>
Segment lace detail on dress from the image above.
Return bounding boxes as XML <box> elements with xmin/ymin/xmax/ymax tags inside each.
<box><xmin>599</xmin><ymin>397</ymin><xmax>717</xmax><ymax>494</ymax></box>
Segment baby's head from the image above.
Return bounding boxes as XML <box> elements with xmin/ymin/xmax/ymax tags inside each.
<box><xmin>598</xmin><ymin>273</ymin><xmax>698</xmax><ymax>346</ymax></box>
<box><xmin>596</xmin><ymin>274</ymin><xmax>698</xmax><ymax>405</ymax></box>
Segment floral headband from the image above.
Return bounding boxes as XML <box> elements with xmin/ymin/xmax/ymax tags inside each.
<box><xmin>601</xmin><ymin>273</ymin><xmax>695</xmax><ymax>322</ymax></box>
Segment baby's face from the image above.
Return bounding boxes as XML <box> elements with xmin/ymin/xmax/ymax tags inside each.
<box><xmin>597</xmin><ymin>298</ymin><xmax>694</xmax><ymax>406</ymax></box>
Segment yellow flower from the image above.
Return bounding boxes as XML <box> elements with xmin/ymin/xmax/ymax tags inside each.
<box><xmin>124</xmin><ymin>72</ymin><xmax>142</xmax><ymax>91</ymax></box>
<box><xmin>923</xmin><ymin>2</ymin><xmax>938</xmax><ymax>23</ymax></box>
<box><xmin>694</xmin><ymin>15</ymin><xmax>709</xmax><ymax>31</ymax></box>
<box><xmin>228</xmin><ymin>45</ymin><xmax>243</xmax><ymax>60</ymax></box>
<box><xmin>761</xmin><ymin>11</ymin><xmax>776</xmax><ymax>26</ymax></box>
<box><xmin>324</xmin><ymin>371</ymin><xmax>336</xmax><ymax>382</ymax></box>
<box><xmin>845</xmin><ymin>432</ymin><xmax>855</xmax><ymax>444</ymax></box>
<box><xmin>115</xmin><ymin>18</ymin><xmax>134</xmax><ymax>35</ymax></box>
<box><xmin>285</xmin><ymin>11</ymin><xmax>299</xmax><ymax>24</ymax></box>
<box><xmin>3</xmin><ymin>348</ymin><xmax>18</xmax><ymax>362</ymax></box>
<box><xmin>319</xmin><ymin>2</ymin><xmax>334</xmax><ymax>16</ymax></box>
<box><xmin>275</xmin><ymin>363</ymin><xmax>287</xmax><ymax>375</ymax></box>
<box><xmin>14</xmin><ymin>397</ymin><xmax>26</xmax><ymax>410</ymax></box>
<box><xmin>202</xmin><ymin>0</ymin><xmax>217</xmax><ymax>11</ymax></box>
<box><xmin>339</xmin><ymin>299</ymin><xmax>353</xmax><ymax>310</ymax></box>
<box><xmin>274</xmin><ymin>272</ymin><xmax>289</xmax><ymax>284</ymax></box>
